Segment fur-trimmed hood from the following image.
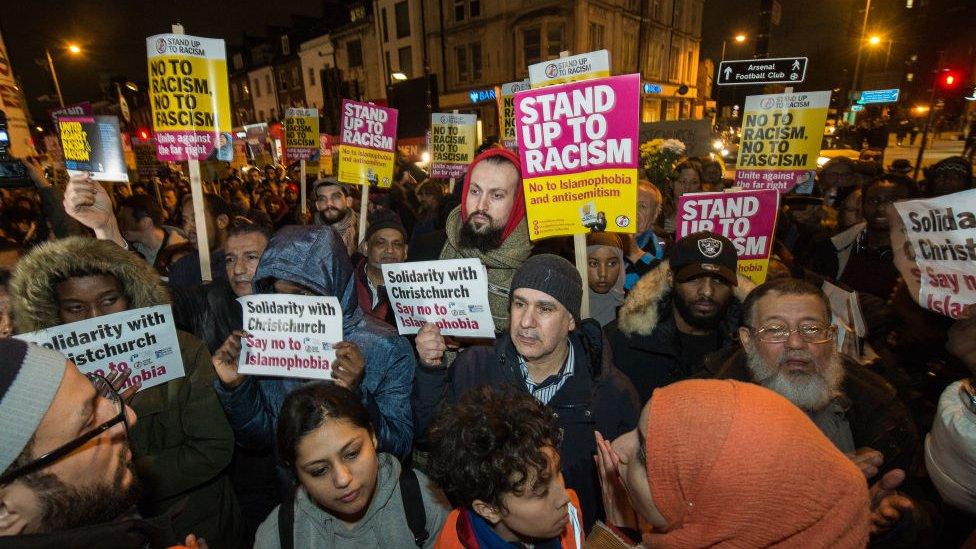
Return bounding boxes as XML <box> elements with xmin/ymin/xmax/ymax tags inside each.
<box><xmin>10</xmin><ymin>237</ymin><xmax>170</xmax><ymax>333</ymax></box>
<box><xmin>616</xmin><ymin>260</ymin><xmax>756</xmax><ymax>337</ymax></box>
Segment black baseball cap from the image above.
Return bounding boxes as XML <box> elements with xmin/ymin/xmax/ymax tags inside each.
<box><xmin>671</xmin><ymin>231</ymin><xmax>738</xmax><ymax>286</ymax></box>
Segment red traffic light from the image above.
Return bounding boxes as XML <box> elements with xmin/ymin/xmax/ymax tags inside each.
<box><xmin>138</xmin><ymin>129</ymin><xmax>150</xmax><ymax>139</ymax></box>
<box><xmin>942</xmin><ymin>72</ymin><xmax>958</xmax><ymax>87</ymax></box>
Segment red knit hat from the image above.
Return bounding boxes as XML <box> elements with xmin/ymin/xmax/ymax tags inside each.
<box><xmin>459</xmin><ymin>148</ymin><xmax>526</xmax><ymax>241</ymax></box>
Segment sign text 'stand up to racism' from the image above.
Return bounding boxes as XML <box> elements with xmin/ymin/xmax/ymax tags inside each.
<box><xmin>146</xmin><ymin>33</ymin><xmax>231</xmax><ymax>161</ymax></box>
<box><xmin>16</xmin><ymin>305</ymin><xmax>185</xmax><ymax>391</ymax></box>
<box><xmin>337</xmin><ymin>99</ymin><xmax>398</xmax><ymax>188</ymax></box>
<box><xmin>382</xmin><ymin>258</ymin><xmax>496</xmax><ymax>338</ymax></box>
<box><xmin>237</xmin><ymin>294</ymin><xmax>344</xmax><ymax>380</ymax></box>
<box><xmin>429</xmin><ymin>113</ymin><xmax>477</xmax><ymax>179</ymax></box>
<box><xmin>514</xmin><ymin>74</ymin><xmax>641</xmax><ymax>240</ymax></box>
<box><xmin>284</xmin><ymin>108</ymin><xmax>320</xmax><ymax>161</ymax></box>
<box><xmin>734</xmin><ymin>91</ymin><xmax>830</xmax><ymax>194</ymax></box>
<box><xmin>891</xmin><ymin>189</ymin><xmax>976</xmax><ymax>318</ymax></box>
<box><xmin>676</xmin><ymin>189</ymin><xmax>780</xmax><ymax>284</ymax></box>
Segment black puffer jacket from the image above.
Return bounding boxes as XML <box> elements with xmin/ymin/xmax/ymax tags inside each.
<box><xmin>171</xmin><ymin>279</ymin><xmax>243</xmax><ymax>354</ymax></box>
<box><xmin>413</xmin><ymin>318</ymin><xmax>640</xmax><ymax>530</ymax></box>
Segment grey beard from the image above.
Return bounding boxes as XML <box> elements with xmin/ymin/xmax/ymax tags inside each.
<box><xmin>745</xmin><ymin>347</ymin><xmax>845</xmax><ymax>412</ymax></box>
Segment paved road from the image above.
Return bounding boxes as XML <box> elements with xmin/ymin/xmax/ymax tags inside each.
<box><xmin>883</xmin><ymin>136</ymin><xmax>967</xmax><ymax>171</ymax></box>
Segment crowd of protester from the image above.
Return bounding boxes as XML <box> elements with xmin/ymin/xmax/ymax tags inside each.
<box><xmin>0</xmin><ymin>139</ymin><xmax>974</xmax><ymax>549</ymax></box>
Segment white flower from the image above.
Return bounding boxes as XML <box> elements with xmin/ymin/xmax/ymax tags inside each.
<box><xmin>661</xmin><ymin>139</ymin><xmax>686</xmax><ymax>154</ymax></box>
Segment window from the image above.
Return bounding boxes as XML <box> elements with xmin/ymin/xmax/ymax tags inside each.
<box><xmin>454</xmin><ymin>0</ymin><xmax>480</xmax><ymax>22</ymax></box>
<box><xmin>253</xmin><ymin>79</ymin><xmax>261</xmax><ymax>98</ymax></box>
<box><xmin>382</xmin><ymin>8</ymin><xmax>389</xmax><ymax>42</ymax></box>
<box><xmin>347</xmin><ymin>40</ymin><xmax>363</xmax><ymax>68</ymax></box>
<box><xmin>669</xmin><ymin>47</ymin><xmax>679</xmax><ymax>80</ymax></box>
<box><xmin>456</xmin><ymin>45</ymin><xmax>468</xmax><ymax>82</ymax></box>
<box><xmin>350</xmin><ymin>5</ymin><xmax>366</xmax><ymax>22</ymax></box>
<box><xmin>674</xmin><ymin>0</ymin><xmax>684</xmax><ymax>31</ymax></box>
<box><xmin>686</xmin><ymin>50</ymin><xmax>694</xmax><ymax>81</ymax></box>
<box><xmin>291</xmin><ymin>66</ymin><xmax>301</xmax><ymax>88</ymax></box>
<box><xmin>278</xmin><ymin>69</ymin><xmax>289</xmax><ymax>91</ymax></box>
<box><xmin>651</xmin><ymin>0</ymin><xmax>663</xmax><ymax>21</ymax></box>
<box><xmin>546</xmin><ymin>24</ymin><xmax>564</xmax><ymax>57</ymax></box>
<box><xmin>523</xmin><ymin>28</ymin><xmax>541</xmax><ymax>65</ymax></box>
<box><xmin>386</xmin><ymin>51</ymin><xmax>392</xmax><ymax>75</ymax></box>
<box><xmin>398</xmin><ymin>46</ymin><xmax>413</xmax><ymax>78</ymax></box>
<box><xmin>621</xmin><ymin>31</ymin><xmax>637</xmax><ymax>70</ymax></box>
<box><xmin>395</xmin><ymin>1</ymin><xmax>411</xmax><ymax>38</ymax></box>
<box><xmin>233</xmin><ymin>53</ymin><xmax>244</xmax><ymax>70</ymax></box>
<box><xmin>281</xmin><ymin>35</ymin><xmax>290</xmax><ymax>56</ymax></box>
<box><xmin>589</xmin><ymin>23</ymin><xmax>605</xmax><ymax>50</ymax></box>
<box><xmin>258</xmin><ymin>109</ymin><xmax>264</xmax><ymax>121</ymax></box>
<box><xmin>308</xmin><ymin>67</ymin><xmax>316</xmax><ymax>87</ymax></box>
<box><xmin>455</xmin><ymin>42</ymin><xmax>482</xmax><ymax>84</ymax></box>
<box><xmin>265</xmin><ymin>74</ymin><xmax>272</xmax><ymax>95</ymax></box>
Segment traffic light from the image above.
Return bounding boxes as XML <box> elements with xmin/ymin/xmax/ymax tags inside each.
<box><xmin>942</xmin><ymin>72</ymin><xmax>958</xmax><ymax>87</ymax></box>
<box><xmin>138</xmin><ymin>129</ymin><xmax>150</xmax><ymax>139</ymax></box>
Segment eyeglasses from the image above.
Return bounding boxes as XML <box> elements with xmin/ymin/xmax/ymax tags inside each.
<box><xmin>0</xmin><ymin>373</ymin><xmax>129</xmax><ymax>485</ymax></box>
<box><xmin>750</xmin><ymin>323</ymin><xmax>836</xmax><ymax>344</ymax></box>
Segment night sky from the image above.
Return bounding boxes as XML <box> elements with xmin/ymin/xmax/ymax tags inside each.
<box><xmin>1</xmin><ymin>0</ymin><xmax>344</xmax><ymax>121</ymax></box>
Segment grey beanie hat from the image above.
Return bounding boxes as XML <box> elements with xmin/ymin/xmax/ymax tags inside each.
<box><xmin>510</xmin><ymin>254</ymin><xmax>582</xmax><ymax>319</ymax></box>
<box><xmin>0</xmin><ymin>339</ymin><xmax>68</xmax><ymax>475</ymax></box>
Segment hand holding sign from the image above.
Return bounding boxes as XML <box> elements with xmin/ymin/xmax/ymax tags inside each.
<box><xmin>415</xmin><ymin>322</ymin><xmax>447</xmax><ymax>367</ymax></box>
<box><xmin>331</xmin><ymin>341</ymin><xmax>365</xmax><ymax>390</ymax></box>
<box><xmin>63</xmin><ymin>172</ymin><xmax>114</xmax><ymax>231</ymax></box>
<box><xmin>212</xmin><ymin>330</ymin><xmax>248</xmax><ymax>389</ymax></box>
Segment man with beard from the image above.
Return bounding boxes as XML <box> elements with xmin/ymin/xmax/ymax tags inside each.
<box><xmin>413</xmin><ymin>148</ymin><xmax>531</xmax><ymax>369</ymax></box>
<box><xmin>9</xmin><ymin>237</ymin><xmax>240</xmax><ymax>547</ymax></box>
<box><xmin>701</xmin><ymin>278</ymin><xmax>936</xmax><ymax>546</ymax></box>
<box><xmin>313</xmin><ymin>177</ymin><xmax>358</xmax><ymax>257</ymax></box>
<box><xmin>604</xmin><ymin>232</ymin><xmax>748</xmax><ymax>403</ymax></box>
<box><xmin>0</xmin><ymin>339</ymin><xmax>157</xmax><ymax>546</ymax></box>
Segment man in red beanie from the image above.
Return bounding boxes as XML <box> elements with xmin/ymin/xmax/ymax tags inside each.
<box><xmin>415</xmin><ymin>148</ymin><xmax>532</xmax><ymax>368</ymax></box>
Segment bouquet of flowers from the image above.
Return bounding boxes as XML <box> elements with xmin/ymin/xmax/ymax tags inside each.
<box><xmin>639</xmin><ymin>138</ymin><xmax>686</xmax><ymax>187</ymax></box>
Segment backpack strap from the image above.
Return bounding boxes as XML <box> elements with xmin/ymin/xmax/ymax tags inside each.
<box><xmin>399</xmin><ymin>468</ymin><xmax>429</xmax><ymax>547</ymax></box>
<box><xmin>278</xmin><ymin>484</ymin><xmax>297</xmax><ymax>549</ymax></box>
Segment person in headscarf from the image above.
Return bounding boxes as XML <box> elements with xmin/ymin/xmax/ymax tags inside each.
<box><xmin>586</xmin><ymin>232</ymin><xmax>626</xmax><ymax>327</ymax></box>
<box><xmin>597</xmin><ymin>379</ymin><xmax>870</xmax><ymax>548</ymax></box>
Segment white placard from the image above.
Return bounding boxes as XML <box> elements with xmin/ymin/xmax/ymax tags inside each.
<box><xmin>17</xmin><ymin>305</ymin><xmax>185</xmax><ymax>391</ymax></box>
<box><xmin>238</xmin><ymin>294</ymin><xmax>344</xmax><ymax>380</ymax></box>
<box><xmin>528</xmin><ymin>50</ymin><xmax>611</xmax><ymax>88</ymax></box>
<box><xmin>382</xmin><ymin>258</ymin><xmax>496</xmax><ymax>338</ymax></box>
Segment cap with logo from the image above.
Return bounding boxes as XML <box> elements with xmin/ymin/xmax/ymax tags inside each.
<box><xmin>670</xmin><ymin>231</ymin><xmax>738</xmax><ymax>286</ymax></box>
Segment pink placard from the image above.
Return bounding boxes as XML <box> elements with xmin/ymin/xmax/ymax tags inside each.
<box><xmin>514</xmin><ymin>74</ymin><xmax>641</xmax><ymax>179</ymax></box>
<box><xmin>676</xmin><ymin>189</ymin><xmax>780</xmax><ymax>261</ymax></box>
<box><xmin>339</xmin><ymin>99</ymin><xmax>398</xmax><ymax>152</ymax></box>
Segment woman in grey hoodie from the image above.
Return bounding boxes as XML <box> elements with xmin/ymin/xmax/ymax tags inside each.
<box><xmin>255</xmin><ymin>382</ymin><xmax>450</xmax><ymax>548</ymax></box>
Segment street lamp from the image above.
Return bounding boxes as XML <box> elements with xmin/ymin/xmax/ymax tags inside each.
<box><xmin>391</xmin><ymin>72</ymin><xmax>408</xmax><ymax>81</ymax></box>
<box><xmin>850</xmin><ymin>0</ymin><xmax>873</xmax><ymax>101</ymax></box>
<box><xmin>44</xmin><ymin>42</ymin><xmax>81</xmax><ymax>108</ymax></box>
<box><xmin>868</xmin><ymin>35</ymin><xmax>881</xmax><ymax>45</ymax></box>
<box><xmin>720</xmin><ymin>33</ymin><xmax>748</xmax><ymax>63</ymax></box>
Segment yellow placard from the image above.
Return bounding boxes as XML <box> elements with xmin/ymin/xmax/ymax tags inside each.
<box><xmin>148</xmin><ymin>55</ymin><xmax>230</xmax><ymax>132</ymax></box>
<box><xmin>337</xmin><ymin>144</ymin><xmax>394</xmax><ymax>188</ymax></box>
<box><xmin>285</xmin><ymin>108</ymin><xmax>319</xmax><ymax>161</ymax></box>
<box><xmin>738</xmin><ymin>258</ymin><xmax>771</xmax><ymax>285</ymax></box>
<box><xmin>523</xmin><ymin>168</ymin><xmax>638</xmax><ymax>240</ymax></box>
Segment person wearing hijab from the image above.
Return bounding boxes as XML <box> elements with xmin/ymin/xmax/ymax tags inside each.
<box><xmin>597</xmin><ymin>379</ymin><xmax>870</xmax><ymax>548</ymax></box>
<box><xmin>586</xmin><ymin>232</ymin><xmax>626</xmax><ymax>327</ymax></box>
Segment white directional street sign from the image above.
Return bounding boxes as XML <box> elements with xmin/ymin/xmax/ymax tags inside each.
<box><xmin>717</xmin><ymin>57</ymin><xmax>808</xmax><ymax>86</ymax></box>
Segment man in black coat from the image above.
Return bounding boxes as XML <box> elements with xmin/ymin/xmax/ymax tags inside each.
<box><xmin>604</xmin><ymin>232</ymin><xmax>749</xmax><ymax>403</ymax></box>
<box><xmin>413</xmin><ymin>254</ymin><xmax>639</xmax><ymax>530</ymax></box>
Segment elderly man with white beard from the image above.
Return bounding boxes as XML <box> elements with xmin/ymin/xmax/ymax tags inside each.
<box><xmin>695</xmin><ymin>278</ymin><xmax>939</xmax><ymax>547</ymax></box>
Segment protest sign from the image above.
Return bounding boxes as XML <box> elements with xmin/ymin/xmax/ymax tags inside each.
<box><xmin>676</xmin><ymin>189</ymin><xmax>780</xmax><ymax>284</ymax></box>
<box><xmin>890</xmin><ymin>189</ymin><xmax>976</xmax><ymax>319</ymax></box>
<box><xmin>498</xmin><ymin>79</ymin><xmax>530</xmax><ymax>148</ymax></box>
<box><xmin>48</xmin><ymin>101</ymin><xmax>92</xmax><ymax>127</ymax></box>
<box><xmin>57</xmin><ymin>115</ymin><xmax>129</xmax><ymax>182</ymax></box>
<box><xmin>381</xmin><ymin>258</ymin><xmax>496</xmax><ymax>338</ymax></box>
<box><xmin>238</xmin><ymin>294</ymin><xmax>344</xmax><ymax>380</ymax></box>
<box><xmin>639</xmin><ymin>119</ymin><xmax>713</xmax><ymax>157</ymax></box>
<box><xmin>822</xmin><ymin>281</ymin><xmax>866</xmax><ymax>352</ymax></box>
<box><xmin>285</xmin><ymin>108</ymin><xmax>319</xmax><ymax>161</ymax></box>
<box><xmin>429</xmin><ymin>112</ymin><xmax>476</xmax><ymax>179</ymax></box>
<box><xmin>515</xmin><ymin>73</ymin><xmax>640</xmax><ymax>240</ymax></box>
<box><xmin>146</xmin><ymin>33</ymin><xmax>231</xmax><ymax>161</ymax></box>
<box><xmin>337</xmin><ymin>99</ymin><xmax>398</xmax><ymax>188</ymax></box>
<box><xmin>528</xmin><ymin>50</ymin><xmax>611</xmax><ymax>88</ymax></box>
<box><xmin>16</xmin><ymin>305</ymin><xmax>184</xmax><ymax>391</ymax></box>
<box><xmin>132</xmin><ymin>136</ymin><xmax>163</xmax><ymax>181</ymax></box>
<box><xmin>320</xmin><ymin>134</ymin><xmax>335</xmax><ymax>175</ymax></box>
<box><xmin>735</xmin><ymin>91</ymin><xmax>830</xmax><ymax>193</ymax></box>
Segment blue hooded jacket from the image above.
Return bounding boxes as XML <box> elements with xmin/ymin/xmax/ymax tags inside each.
<box><xmin>213</xmin><ymin>225</ymin><xmax>415</xmax><ymax>459</ymax></box>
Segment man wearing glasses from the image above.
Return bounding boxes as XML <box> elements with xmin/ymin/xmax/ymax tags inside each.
<box><xmin>0</xmin><ymin>339</ymin><xmax>143</xmax><ymax>541</ymax></box>
<box><xmin>699</xmin><ymin>277</ymin><xmax>934</xmax><ymax>546</ymax></box>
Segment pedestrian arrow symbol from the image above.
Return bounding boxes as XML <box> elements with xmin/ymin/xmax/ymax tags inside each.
<box><xmin>717</xmin><ymin>57</ymin><xmax>808</xmax><ymax>86</ymax></box>
<box><xmin>791</xmin><ymin>60</ymin><xmax>801</xmax><ymax>70</ymax></box>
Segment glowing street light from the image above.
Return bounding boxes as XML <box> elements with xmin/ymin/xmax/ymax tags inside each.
<box><xmin>391</xmin><ymin>72</ymin><xmax>408</xmax><ymax>81</ymax></box>
<box><xmin>67</xmin><ymin>43</ymin><xmax>82</xmax><ymax>55</ymax></box>
<box><xmin>868</xmin><ymin>35</ymin><xmax>882</xmax><ymax>46</ymax></box>
<box><xmin>734</xmin><ymin>34</ymin><xmax>746</xmax><ymax>43</ymax></box>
